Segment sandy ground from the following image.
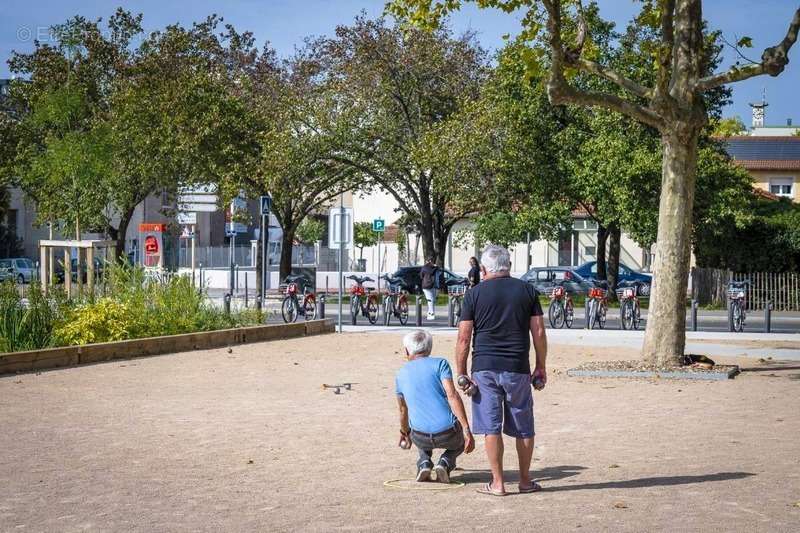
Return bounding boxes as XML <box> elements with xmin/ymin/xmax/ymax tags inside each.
<box><xmin>1</xmin><ymin>332</ymin><xmax>799</xmax><ymax>533</ymax></box>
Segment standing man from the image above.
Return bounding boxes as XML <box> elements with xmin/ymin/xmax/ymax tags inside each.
<box><xmin>420</xmin><ymin>257</ymin><xmax>438</xmax><ymax>321</ymax></box>
<box><xmin>456</xmin><ymin>245</ymin><xmax>547</xmax><ymax>496</ymax></box>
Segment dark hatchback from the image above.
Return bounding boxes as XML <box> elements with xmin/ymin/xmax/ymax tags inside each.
<box><xmin>389</xmin><ymin>266</ymin><xmax>467</xmax><ymax>294</ymax></box>
<box><xmin>519</xmin><ymin>267</ymin><xmax>593</xmax><ymax>295</ymax></box>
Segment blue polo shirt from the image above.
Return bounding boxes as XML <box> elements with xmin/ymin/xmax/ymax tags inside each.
<box><xmin>395</xmin><ymin>357</ymin><xmax>456</xmax><ymax>434</ymax></box>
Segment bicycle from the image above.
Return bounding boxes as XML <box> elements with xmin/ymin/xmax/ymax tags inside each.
<box><xmin>548</xmin><ymin>279</ymin><xmax>574</xmax><ymax>329</ymax></box>
<box><xmin>281</xmin><ymin>274</ymin><xmax>317</xmax><ymax>323</ymax></box>
<box><xmin>586</xmin><ymin>280</ymin><xmax>609</xmax><ymax>330</ymax></box>
<box><xmin>347</xmin><ymin>275</ymin><xmax>379</xmax><ymax>325</ymax></box>
<box><xmin>447</xmin><ymin>281</ymin><xmax>468</xmax><ymax>327</ymax></box>
<box><xmin>727</xmin><ymin>280</ymin><xmax>750</xmax><ymax>332</ymax></box>
<box><xmin>381</xmin><ymin>274</ymin><xmax>409</xmax><ymax>326</ymax></box>
<box><xmin>616</xmin><ymin>280</ymin><xmax>645</xmax><ymax>330</ymax></box>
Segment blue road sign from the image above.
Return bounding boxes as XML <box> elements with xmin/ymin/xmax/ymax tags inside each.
<box><xmin>373</xmin><ymin>218</ymin><xmax>385</xmax><ymax>232</ymax></box>
<box><xmin>260</xmin><ymin>195</ymin><xmax>272</xmax><ymax>216</ymax></box>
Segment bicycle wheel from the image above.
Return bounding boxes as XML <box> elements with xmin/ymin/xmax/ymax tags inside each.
<box><xmin>549</xmin><ymin>300</ymin><xmax>565</xmax><ymax>329</ymax></box>
<box><xmin>366</xmin><ymin>296</ymin><xmax>379</xmax><ymax>324</ymax></box>
<box><xmin>350</xmin><ymin>296</ymin><xmax>359</xmax><ymax>325</ymax></box>
<box><xmin>564</xmin><ymin>299</ymin><xmax>574</xmax><ymax>329</ymax></box>
<box><xmin>598</xmin><ymin>302</ymin><xmax>607</xmax><ymax>329</ymax></box>
<box><xmin>632</xmin><ymin>302</ymin><xmax>641</xmax><ymax>330</ymax></box>
<box><xmin>621</xmin><ymin>300</ymin><xmax>633</xmax><ymax>330</ymax></box>
<box><xmin>384</xmin><ymin>297</ymin><xmax>392</xmax><ymax>326</ymax></box>
<box><xmin>587</xmin><ymin>299</ymin><xmax>597</xmax><ymax>330</ymax></box>
<box><xmin>303</xmin><ymin>297</ymin><xmax>317</xmax><ymax>321</ymax></box>
<box><xmin>281</xmin><ymin>296</ymin><xmax>299</xmax><ymax>323</ymax></box>
<box><xmin>398</xmin><ymin>297</ymin><xmax>409</xmax><ymax>325</ymax></box>
<box><xmin>732</xmin><ymin>301</ymin><xmax>743</xmax><ymax>332</ymax></box>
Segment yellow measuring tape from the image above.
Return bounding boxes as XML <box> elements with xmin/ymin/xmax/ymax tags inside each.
<box><xmin>383</xmin><ymin>479</ymin><xmax>466</xmax><ymax>491</ymax></box>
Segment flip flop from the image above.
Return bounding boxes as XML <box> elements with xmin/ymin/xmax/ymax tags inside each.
<box><xmin>518</xmin><ymin>482</ymin><xmax>542</xmax><ymax>494</ymax></box>
<box><xmin>476</xmin><ymin>483</ymin><xmax>506</xmax><ymax>497</ymax></box>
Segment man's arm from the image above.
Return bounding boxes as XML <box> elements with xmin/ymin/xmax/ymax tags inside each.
<box><xmin>442</xmin><ymin>378</ymin><xmax>475</xmax><ymax>453</ymax></box>
<box><xmin>397</xmin><ymin>396</ymin><xmax>410</xmax><ymax>434</ymax></box>
<box><xmin>530</xmin><ymin>315</ymin><xmax>548</xmax><ymax>384</ymax></box>
<box><xmin>455</xmin><ymin>320</ymin><xmax>473</xmax><ymax>378</ymax></box>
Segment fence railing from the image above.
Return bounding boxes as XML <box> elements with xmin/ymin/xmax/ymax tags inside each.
<box><xmin>691</xmin><ymin>268</ymin><xmax>800</xmax><ymax>311</ymax></box>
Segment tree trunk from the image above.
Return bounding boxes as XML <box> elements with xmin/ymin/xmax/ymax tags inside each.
<box><xmin>642</xmin><ymin>130</ymin><xmax>700</xmax><ymax>366</ymax></box>
<box><xmin>607</xmin><ymin>224</ymin><xmax>621</xmax><ymax>299</ymax></box>
<box><xmin>432</xmin><ymin>225</ymin><xmax>449</xmax><ymax>268</ymax></box>
<box><xmin>113</xmin><ymin>207</ymin><xmax>136</xmax><ymax>261</ymax></box>
<box><xmin>419</xmin><ymin>218</ymin><xmax>436</xmax><ymax>265</ymax></box>
<box><xmin>596</xmin><ymin>224</ymin><xmax>608</xmax><ymax>280</ymax></box>
<box><xmin>279</xmin><ymin>229</ymin><xmax>296</xmax><ymax>280</ymax></box>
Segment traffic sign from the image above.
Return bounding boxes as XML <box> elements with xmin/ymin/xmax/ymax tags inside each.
<box><xmin>177</xmin><ymin>194</ymin><xmax>218</xmax><ymax>204</ymax></box>
<box><xmin>373</xmin><ymin>218</ymin><xmax>385</xmax><ymax>232</ymax></box>
<box><xmin>178</xmin><ymin>202</ymin><xmax>218</xmax><ymax>213</ymax></box>
<box><xmin>328</xmin><ymin>207</ymin><xmax>353</xmax><ymax>250</ymax></box>
<box><xmin>176</xmin><ymin>212</ymin><xmax>197</xmax><ymax>225</ymax></box>
<box><xmin>260</xmin><ymin>195</ymin><xmax>272</xmax><ymax>216</ymax></box>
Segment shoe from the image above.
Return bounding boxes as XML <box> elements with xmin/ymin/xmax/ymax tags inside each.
<box><xmin>426</xmin><ymin>313</ymin><xmax>435</xmax><ymax>321</ymax></box>
<box><xmin>416</xmin><ymin>462</ymin><xmax>433</xmax><ymax>482</ymax></box>
<box><xmin>434</xmin><ymin>463</ymin><xmax>450</xmax><ymax>483</ymax></box>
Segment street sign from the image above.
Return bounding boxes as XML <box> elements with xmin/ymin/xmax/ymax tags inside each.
<box><xmin>260</xmin><ymin>195</ymin><xmax>272</xmax><ymax>216</ymax></box>
<box><xmin>177</xmin><ymin>194</ymin><xmax>218</xmax><ymax>204</ymax></box>
<box><xmin>176</xmin><ymin>212</ymin><xmax>197</xmax><ymax>225</ymax></box>
<box><xmin>179</xmin><ymin>184</ymin><xmax>217</xmax><ymax>195</ymax></box>
<box><xmin>178</xmin><ymin>202</ymin><xmax>218</xmax><ymax>213</ymax></box>
<box><xmin>373</xmin><ymin>218</ymin><xmax>385</xmax><ymax>232</ymax></box>
<box><xmin>328</xmin><ymin>207</ymin><xmax>353</xmax><ymax>249</ymax></box>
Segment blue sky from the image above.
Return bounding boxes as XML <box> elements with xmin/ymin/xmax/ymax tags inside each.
<box><xmin>2</xmin><ymin>0</ymin><xmax>798</xmax><ymax>126</ymax></box>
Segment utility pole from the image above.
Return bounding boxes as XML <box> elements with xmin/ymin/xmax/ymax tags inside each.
<box><xmin>337</xmin><ymin>193</ymin><xmax>345</xmax><ymax>334</ymax></box>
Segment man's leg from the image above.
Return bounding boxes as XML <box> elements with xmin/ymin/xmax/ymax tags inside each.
<box><xmin>423</xmin><ymin>288</ymin><xmax>435</xmax><ymax>317</ymax></box>
<box><xmin>433</xmin><ymin>425</ymin><xmax>465</xmax><ymax>483</ymax></box>
<box><xmin>470</xmin><ymin>371</ymin><xmax>506</xmax><ymax>493</ymax></box>
<box><xmin>485</xmin><ymin>434</ymin><xmax>505</xmax><ymax>491</ymax></box>
<box><xmin>410</xmin><ymin>432</ymin><xmax>435</xmax><ymax>481</ymax></box>
<box><xmin>516</xmin><ymin>437</ymin><xmax>535</xmax><ymax>489</ymax></box>
<box><xmin>499</xmin><ymin>372</ymin><xmax>537</xmax><ymax>491</ymax></box>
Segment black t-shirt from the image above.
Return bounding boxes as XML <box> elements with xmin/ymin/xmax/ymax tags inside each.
<box><xmin>460</xmin><ymin>276</ymin><xmax>543</xmax><ymax>374</ymax></box>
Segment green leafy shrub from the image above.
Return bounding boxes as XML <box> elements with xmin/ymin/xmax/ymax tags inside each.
<box><xmin>0</xmin><ymin>282</ymin><xmax>60</xmax><ymax>352</ymax></box>
<box><xmin>54</xmin><ymin>298</ymin><xmax>133</xmax><ymax>345</ymax></box>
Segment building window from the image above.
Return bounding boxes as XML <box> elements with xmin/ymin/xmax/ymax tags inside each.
<box><xmin>584</xmin><ymin>246</ymin><xmax>596</xmax><ymax>257</ymax></box>
<box><xmin>769</xmin><ymin>178</ymin><xmax>794</xmax><ymax>198</ymax></box>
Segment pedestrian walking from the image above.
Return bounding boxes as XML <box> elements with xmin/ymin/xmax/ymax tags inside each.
<box><xmin>420</xmin><ymin>258</ymin><xmax>438</xmax><ymax>320</ymax></box>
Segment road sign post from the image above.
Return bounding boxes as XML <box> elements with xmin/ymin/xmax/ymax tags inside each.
<box><xmin>329</xmin><ymin>200</ymin><xmax>353</xmax><ymax>333</ymax></box>
<box><xmin>260</xmin><ymin>195</ymin><xmax>272</xmax><ymax>297</ymax></box>
<box><xmin>373</xmin><ymin>218</ymin><xmax>385</xmax><ymax>294</ymax></box>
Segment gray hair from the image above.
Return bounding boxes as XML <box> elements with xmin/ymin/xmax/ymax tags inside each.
<box><xmin>403</xmin><ymin>329</ymin><xmax>433</xmax><ymax>356</ymax></box>
<box><xmin>481</xmin><ymin>244</ymin><xmax>511</xmax><ymax>273</ymax></box>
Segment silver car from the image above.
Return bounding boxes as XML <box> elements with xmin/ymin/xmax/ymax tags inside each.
<box><xmin>0</xmin><ymin>258</ymin><xmax>36</xmax><ymax>284</ymax></box>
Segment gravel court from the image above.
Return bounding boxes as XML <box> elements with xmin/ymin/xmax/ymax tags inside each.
<box><xmin>1</xmin><ymin>332</ymin><xmax>798</xmax><ymax>532</ymax></box>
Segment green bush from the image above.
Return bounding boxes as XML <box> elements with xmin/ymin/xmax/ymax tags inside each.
<box><xmin>0</xmin><ymin>282</ymin><xmax>60</xmax><ymax>352</ymax></box>
<box><xmin>55</xmin><ymin>298</ymin><xmax>133</xmax><ymax>345</ymax></box>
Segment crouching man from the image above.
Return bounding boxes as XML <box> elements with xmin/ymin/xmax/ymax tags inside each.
<box><xmin>395</xmin><ymin>330</ymin><xmax>475</xmax><ymax>482</ymax></box>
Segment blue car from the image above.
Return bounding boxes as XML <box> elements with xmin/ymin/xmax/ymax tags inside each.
<box><xmin>573</xmin><ymin>261</ymin><xmax>652</xmax><ymax>294</ymax></box>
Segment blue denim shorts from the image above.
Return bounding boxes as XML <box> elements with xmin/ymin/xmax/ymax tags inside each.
<box><xmin>471</xmin><ymin>370</ymin><xmax>534</xmax><ymax>438</ymax></box>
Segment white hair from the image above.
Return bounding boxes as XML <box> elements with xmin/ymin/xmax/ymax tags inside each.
<box><xmin>403</xmin><ymin>329</ymin><xmax>433</xmax><ymax>356</ymax></box>
<box><xmin>480</xmin><ymin>244</ymin><xmax>511</xmax><ymax>273</ymax></box>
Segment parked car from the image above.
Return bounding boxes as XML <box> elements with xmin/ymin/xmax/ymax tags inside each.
<box><xmin>573</xmin><ymin>261</ymin><xmax>652</xmax><ymax>294</ymax></box>
<box><xmin>520</xmin><ymin>267</ymin><xmax>593</xmax><ymax>295</ymax></box>
<box><xmin>389</xmin><ymin>266</ymin><xmax>467</xmax><ymax>295</ymax></box>
<box><xmin>0</xmin><ymin>257</ymin><xmax>36</xmax><ymax>284</ymax></box>
<box><xmin>54</xmin><ymin>257</ymin><xmax>105</xmax><ymax>283</ymax></box>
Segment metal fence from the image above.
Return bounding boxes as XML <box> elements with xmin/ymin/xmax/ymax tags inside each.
<box><xmin>177</xmin><ymin>243</ymin><xmax>317</xmax><ymax>269</ymax></box>
<box><xmin>692</xmin><ymin>267</ymin><xmax>800</xmax><ymax>311</ymax></box>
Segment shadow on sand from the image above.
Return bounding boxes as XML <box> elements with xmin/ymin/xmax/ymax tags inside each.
<box><xmin>455</xmin><ymin>465</ymin><xmax>754</xmax><ymax>492</ymax></box>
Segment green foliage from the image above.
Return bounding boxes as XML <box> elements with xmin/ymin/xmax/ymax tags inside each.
<box><xmin>711</xmin><ymin>116</ymin><xmax>747</xmax><ymax>137</ymax></box>
<box><xmin>295</xmin><ymin>218</ymin><xmax>325</xmax><ymax>244</ymax></box>
<box><xmin>55</xmin><ymin>298</ymin><xmax>132</xmax><ymax>345</ymax></box>
<box><xmin>695</xmin><ymin>198</ymin><xmax>800</xmax><ymax>272</ymax></box>
<box><xmin>0</xmin><ymin>283</ymin><xmax>59</xmax><ymax>352</ymax></box>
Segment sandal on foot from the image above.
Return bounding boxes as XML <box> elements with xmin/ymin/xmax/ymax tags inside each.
<box><xmin>476</xmin><ymin>483</ymin><xmax>506</xmax><ymax>496</ymax></box>
<box><xmin>518</xmin><ymin>482</ymin><xmax>542</xmax><ymax>493</ymax></box>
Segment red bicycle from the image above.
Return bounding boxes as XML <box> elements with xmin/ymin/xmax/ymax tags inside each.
<box><xmin>281</xmin><ymin>274</ymin><xmax>317</xmax><ymax>323</ymax></box>
<box><xmin>347</xmin><ymin>275</ymin><xmax>378</xmax><ymax>325</ymax></box>
<box><xmin>587</xmin><ymin>280</ymin><xmax>609</xmax><ymax>330</ymax></box>
<box><xmin>381</xmin><ymin>274</ymin><xmax>409</xmax><ymax>326</ymax></box>
<box><xmin>548</xmin><ymin>279</ymin><xmax>574</xmax><ymax>329</ymax></box>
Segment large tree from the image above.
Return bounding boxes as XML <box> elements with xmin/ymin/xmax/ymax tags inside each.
<box><xmin>318</xmin><ymin>16</ymin><xmax>490</xmax><ymax>267</ymax></box>
<box><xmin>392</xmin><ymin>0</ymin><xmax>800</xmax><ymax>365</ymax></box>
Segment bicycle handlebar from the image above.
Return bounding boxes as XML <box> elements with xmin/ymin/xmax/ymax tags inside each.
<box><xmin>346</xmin><ymin>275</ymin><xmax>374</xmax><ymax>284</ymax></box>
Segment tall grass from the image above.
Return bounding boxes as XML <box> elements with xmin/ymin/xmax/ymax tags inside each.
<box><xmin>0</xmin><ymin>282</ymin><xmax>60</xmax><ymax>352</ymax></box>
